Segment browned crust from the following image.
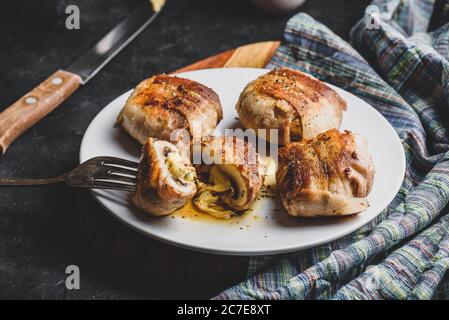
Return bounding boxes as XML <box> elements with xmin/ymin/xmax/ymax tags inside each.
<box><xmin>136</xmin><ymin>139</ymin><xmax>156</xmax><ymax>191</ymax></box>
<box><xmin>144</xmin><ymin>75</ymin><xmax>222</xmax><ymax>119</ymax></box>
<box><xmin>120</xmin><ymin>74</ymin><xmax>223</xmax><ymax>140</ymax></box>
<box><xmin>236</xmin><ymin>67</ymin><xmax>347</xmax><ymax>145</ymax></box>
<box><xmin>258</xmin><ymin>68</ymin><xmax>347</xmax><ymax>116</ymax></box>
<box><xmin>277</xmin><ymin>129</ymin><xmax>366</xmax><ymax>201</ymax></box>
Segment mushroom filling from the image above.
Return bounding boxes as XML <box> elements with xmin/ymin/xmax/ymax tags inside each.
<box><xmin>193</xmin><ymin>166</ymin><xmax>238</xmax><ymax>219</ymax></box>
<box><xmin>164</xmin><ymin>147</ymin><xmax>196</xmax><ymax>187</ymax></box>
<box><xmin>218</xmin><ymin>165</ymin><xmax>247</xmax><ymax>207</ymax></box>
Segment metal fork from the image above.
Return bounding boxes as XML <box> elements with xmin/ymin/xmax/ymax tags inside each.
<box><xmin>0</xmin><ymin>156</ymin><xmax>138</xmax><ymax>192</ymax></box>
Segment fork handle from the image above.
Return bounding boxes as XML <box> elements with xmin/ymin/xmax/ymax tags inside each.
<box><xmin>0</xmin><ymin>70</ymin><xmax>81</xmax><ymax>154</ymax></box>
<box><xmin>0</xmin><ymin>176</ymin><xmax>65</xmax><ymax>186</ymax></box>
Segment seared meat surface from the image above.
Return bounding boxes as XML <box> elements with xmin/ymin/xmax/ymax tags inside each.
<box><xmin>276</xmin><ymin>129</ymin><xmax>375</xmax><ymax>217</ymax></box>
<box><xmin>236</xmin><ymin>68</ymin><xmax>346</xmax><ymax>145</ymax></box>
<box><xmin>118</xmin><ymin>74</ymin><xmax>223</xmax><ymax>144</ymax></box>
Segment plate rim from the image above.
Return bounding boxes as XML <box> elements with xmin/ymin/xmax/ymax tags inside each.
<box><xmin>80</xmin><ymin>67</ymin><xmax>406</xmax><ymax>256</ymax></box>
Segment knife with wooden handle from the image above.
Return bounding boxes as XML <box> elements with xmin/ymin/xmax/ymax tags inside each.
<box><xmin>0</xmin><ymin>0</ymin><xmax>166</xmax><ymax>154</ymax></box>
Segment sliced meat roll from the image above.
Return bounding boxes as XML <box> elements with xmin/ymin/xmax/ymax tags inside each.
<box><xmin>192</xmin><ymin>136</ymin><xmax>266</xmax><ymax>219</ymax></box>
<box><xmin>118</xmin><ymin>74</ymin><xmax>223</xmax><ymax>144</ymax></box>
<box><xmin>132</xmin><ymin>138</ymin><xmax>197</xmax><ymax>216</ymax></box>
<box><xmin>236</xmin><ymin>68</ymin><xmax>347</xmax><ymax>145</ymax></box>
<box><xmin>276</xmin><ymin>129</ymin><xmax>375</xmax><ymax>217</ymax></box>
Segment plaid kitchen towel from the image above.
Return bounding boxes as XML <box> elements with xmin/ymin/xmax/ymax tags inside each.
<box><xmin>215</xmin><ymin>0</ymin><xmax>449</xmax><ymax>300</ymax></box>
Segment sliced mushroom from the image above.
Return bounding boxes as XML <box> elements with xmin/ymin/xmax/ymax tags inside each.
<box><xmin>276</xmin><ymin>129</ymin><xmax>375</xmax><ymax>217</ymax></box>
<box><xmin>192</xmin><ymin>136</ymin><xmax>266</xmax><ymax>219</ymax></box>
<box><xmin>132</xmin><ymin>138</ymin><xmax>197</xmax><ymax>216</ymax></box>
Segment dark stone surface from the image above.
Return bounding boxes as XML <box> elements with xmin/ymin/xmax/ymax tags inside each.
<box><xmin>0</xmin><ymin>0</ymin><xmax>370</xmax><ymax>299</ymax></box>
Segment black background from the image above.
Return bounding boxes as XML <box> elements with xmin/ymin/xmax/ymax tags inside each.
<box><xmin>0</xmin><ymin>0</ymin><xmax>370</xmax><ymax>299</ymax></box>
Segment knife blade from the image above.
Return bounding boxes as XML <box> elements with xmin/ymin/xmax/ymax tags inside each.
<box><xmin>0</xmin><ymin>0</ymin><xmax>166</xmax><ymax>154</ymax></box>
<box><xmin>67</xmin><ymin>0</ymin><xmax>165</xmax><ymax>84</ymax></box>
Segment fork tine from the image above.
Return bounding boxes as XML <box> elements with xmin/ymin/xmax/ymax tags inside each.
<box><xmin>95</xmin><ymin>156</ymin><xmax>138</xmax><ymax>176</ymax></box>
<box><xmin>95</xmin><ymin>156</ymin><xmax>139</xmax><ymax>169</ymax></box>
<box><xmin>65</xmin><ymin>156</ymin><xmax>140</xmax><ymax>191</ymax></box>
<box><xmin>93</xmin><ymin>172</ymin><xmax>136</xmax><ymax>184</ymax></box>
<box><xmin>101</xmin><ymin>164</ymin><xmax>137</xmax><ymax>176</ymax></box>
<box><xmin>88</xmin><ymin>179</ymin><xmax>136</xmax><ymax>191</ymax></box>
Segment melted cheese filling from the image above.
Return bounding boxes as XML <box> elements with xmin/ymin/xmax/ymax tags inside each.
<box><xmin>165</xmin><ymin>149</ymin><xmax>195</xmax><ymax>186</ymax></box>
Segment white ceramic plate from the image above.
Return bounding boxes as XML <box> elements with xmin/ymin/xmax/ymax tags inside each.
<box><xmin>80</xmin><ymin>68</ymin><xmax>405</xmax><ymax>256</ymax></box>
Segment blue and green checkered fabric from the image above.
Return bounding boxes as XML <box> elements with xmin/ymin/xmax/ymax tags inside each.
<box><xmin>215</xmin><ymin>0</ymin><xmax>449</xmax><ymax>300</ymax></box>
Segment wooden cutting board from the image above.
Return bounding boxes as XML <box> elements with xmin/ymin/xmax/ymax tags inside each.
<box><xmin>173</xmin><ymin>41</ymin><xmax>280</xmax><ymax>73</ymax></box>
